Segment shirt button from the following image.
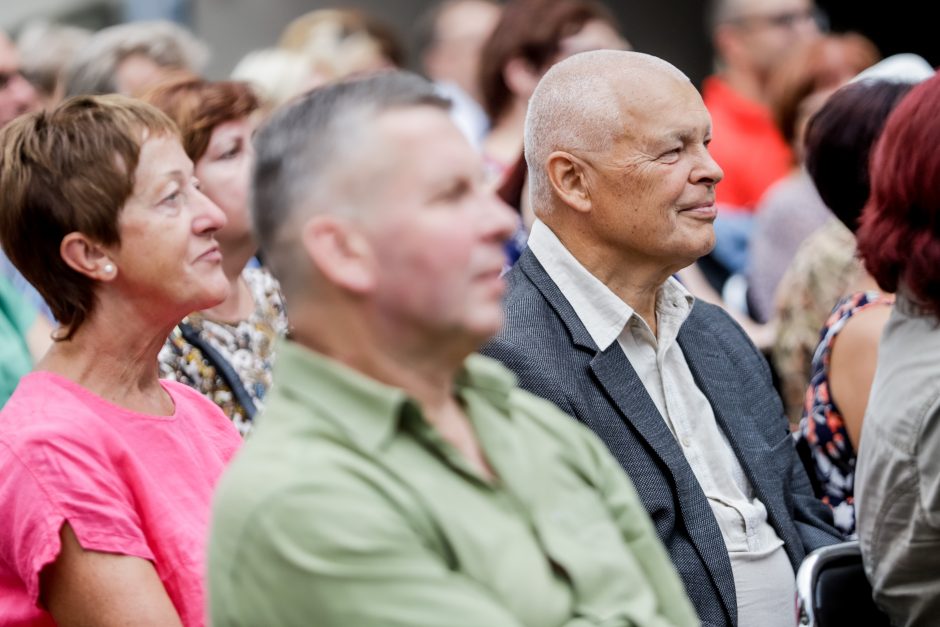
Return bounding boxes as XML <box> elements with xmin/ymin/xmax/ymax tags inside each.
<box><xmin>681</xmin><ymin>437</ymin><xmax>691</xmax><ymax>447</ymax></box>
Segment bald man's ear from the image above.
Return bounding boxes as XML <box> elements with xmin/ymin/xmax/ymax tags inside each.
<box><xmin>300</xmin><ymin>215</ymin><xmax>376</xmax><ymax>294</ymax></box>
<box><xmin>546</xmin><ymin>151</ymin><xmax>592</xmax><ymax>214</ymax></box>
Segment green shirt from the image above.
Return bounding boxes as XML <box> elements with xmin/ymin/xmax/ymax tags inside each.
<box><xmin>208</xmin><ymin>340</ymin><xmax>699</xmax><ymax>627</ymax></box>
<box><xmin>0</xmin><ymin>276</ymin><xmax>36</xmax><ymax>407</ymax></box>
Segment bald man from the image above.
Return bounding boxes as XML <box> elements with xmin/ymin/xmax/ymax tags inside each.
<box><xmin>482</xmin><ymin>50</ymin><xmax>841</xmax><ymax>627</ymax></box>
<box><xmin>209</xmin><ymin>71</ymin><xmax>698</xmax><ymax>627</ymax></box>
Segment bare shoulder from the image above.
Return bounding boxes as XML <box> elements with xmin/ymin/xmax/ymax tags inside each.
<box><xmin>832</xmin><ymin>302</ymin><xmax>893</xmax><ymax>357</ymax></box>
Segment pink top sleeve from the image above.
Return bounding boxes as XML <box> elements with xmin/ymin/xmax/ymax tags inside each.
<box><xmin>0</xmin><ymin>437</ymin><xmax>155</xmax><ymax>605</ymax></box>
<box><xmin>0</xmin><ymin>372</ymin><xmax>241</xmax><ymax>625</ymax></box>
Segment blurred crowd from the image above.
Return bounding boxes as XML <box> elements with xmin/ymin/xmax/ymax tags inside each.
<box><xmin>1</xmin><ymin>0</ymin><xmax>939</xmax><ymax>626</ymax></box>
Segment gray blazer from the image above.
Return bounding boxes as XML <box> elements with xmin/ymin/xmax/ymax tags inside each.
<box><xmin>482</xmin><ymin>249</ymin><xmax>841</xmax><ymax>627</ymax></box>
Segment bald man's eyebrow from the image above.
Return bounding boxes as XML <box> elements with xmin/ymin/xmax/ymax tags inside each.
<box><xmin>669</xmin><ymin>127</ymin><xmax>711</xmax><ymax>144</ymax></box>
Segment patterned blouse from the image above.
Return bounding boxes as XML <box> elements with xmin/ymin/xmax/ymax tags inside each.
<box><xmin>772</xmin><ymin>219</ymin><xmax>860</xmax><ymax>424</ymax></box>
<box><xmin>797</xmin><ymin>291</ymin><xmax>894</xmax><ymax>537</ymax></box>
<box><xmin>159</xmin><ymin>267</ymin><xmax>288</xmax><ymax>436</ymax></box>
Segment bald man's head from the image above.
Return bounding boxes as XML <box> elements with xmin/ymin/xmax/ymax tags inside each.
<box><xmin>524</xmin><ymin>50</ymin><xmax>691</xmax><ymax>214</ymax></box>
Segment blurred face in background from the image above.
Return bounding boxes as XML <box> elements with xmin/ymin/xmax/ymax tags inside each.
<box><xmin>0</xmin><ymin>33</ymin><xmax>39</xmax><ymax>128</ymax></box>
<box><xmin>724</xmin><ymin>0</ymin><xmax>820</xmax><ymax>77</ymax></box>
<box><xmin>425</xmin><ymin>0</ymin><xmax>503</xmax><ymax>102</ymax></box>
<box><xmin>554</xmin><ymin>18</ymin><xmax>630</xmax><ymax>63</ymax></box>
<box><xmin>194</xmin><ymin>116</ymin><xmax>256</xmax><ymax>251</ymax></box>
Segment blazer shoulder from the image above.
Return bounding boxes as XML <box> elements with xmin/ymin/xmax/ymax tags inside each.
<box><xmin>689</xmin><ymin>300</ymin><xmax>764</xmax><ymax>356</ymax></box>
<box><xmin>685</xmin><ymin>299</ymin><xmax>777</xmax><ymax>392</ymax></box>
<box><xmin>497</xmin><ymin>263</ymin><xmax>566</xmax><ymax>339</ymax></box>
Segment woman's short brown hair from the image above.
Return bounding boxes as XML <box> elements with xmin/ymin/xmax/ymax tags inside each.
<box><xmin>0</xmin><ymin>94</ymin><xmax>177</xmax><ymax>339</ymax></box>
<box><xmin>139</xmin><ymin>74</ymin><xmax>260</xmax><ymax>163</ymax></box>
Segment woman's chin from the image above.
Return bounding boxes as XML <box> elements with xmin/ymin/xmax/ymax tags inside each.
<box><xmin>186</xmin><ymin>280</ymin><xmax>231</xmax><ymax>314</ymax></box>
<box><xmin>203</xmin><ymin>286</ymin><xmax>230</xmax><ymax>311</ymax></box>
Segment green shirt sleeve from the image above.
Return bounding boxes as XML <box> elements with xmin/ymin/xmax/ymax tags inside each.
<box><xmin>212</xmin><ymin>465</ymin><xmax>529</xmax><ymax>627</ymax></box>
<box><xmin>515</xmin><ymin>391</ymin><xmax>700</xmax><ymax>627</ymax></box>
<box><xmin>584</xmin><ymin>431</ymin><xmax>700</xmax><ymax>627</ymax></box>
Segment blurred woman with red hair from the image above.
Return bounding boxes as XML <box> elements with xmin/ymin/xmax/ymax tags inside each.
<box><xmin>854</xmin><ymin>71</ymin><xmax>940</xmax><ymax>627</ymax></box>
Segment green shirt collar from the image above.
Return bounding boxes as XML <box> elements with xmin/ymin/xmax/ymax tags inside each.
<box><xmin>271</xmin><ymin>339</ymin><xmax>518</xmax><ymax>452</ymax></box>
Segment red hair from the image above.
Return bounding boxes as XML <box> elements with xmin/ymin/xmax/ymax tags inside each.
<box><xmin>857</xmin><ymin>73</ymin><xmax>940</xmax><ymax>315</ymax></box>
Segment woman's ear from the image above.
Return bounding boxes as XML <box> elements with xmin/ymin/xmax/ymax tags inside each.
<box><xmin>545</xmin><ymin>151</ymin><xmax>593</xmax><ymax>214</ymax></box>
<box><xmin>300</xmin><ymin>215</ymin><xmax>376</xmax><ymax>294</ymax></box>
<box><xmin>60</xmin><ymin>233</ymin><xmax>116</xmax><ymax>282</ymax></box>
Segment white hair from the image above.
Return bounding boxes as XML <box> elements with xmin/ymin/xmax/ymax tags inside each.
<box><xmin>524</xmin><ymin>49</ymin><xmax>689</xmax><ymax>214</ymax></box>
<box><xmin>16</xmin><ymin>21</ymin><xmax>92</xmax><ymax>97</ymax></box>
<box><xmin>231</xmin><ymin>48</ymin><xmax>312</xmax><ymax>111</ymax></box>
<box><xmin>63</xmin><ymin>21</ymin><xmax>208</xmax><ymax>97</ymax></box>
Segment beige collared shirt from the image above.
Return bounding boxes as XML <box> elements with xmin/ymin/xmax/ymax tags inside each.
<box><xmin>528</xmin><ymin>220</ymin><xmax>795</xmax><ymax>627</ymax></box>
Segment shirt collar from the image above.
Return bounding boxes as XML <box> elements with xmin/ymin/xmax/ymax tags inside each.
<box><xmin>527</xmin><ymin>219</ymin><xmax>694</xmax><ymax>349</ymax></box>
<box><xmin>270</xmin><ymin>339</ymin><xmax>518</xmax><ymax>452</ymax></box>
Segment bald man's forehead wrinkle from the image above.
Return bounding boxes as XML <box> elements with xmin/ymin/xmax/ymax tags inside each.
<box><xmin>524</xmin><ymin>49</ymin><xmax>695</xmax><ymax>214</ymax></box>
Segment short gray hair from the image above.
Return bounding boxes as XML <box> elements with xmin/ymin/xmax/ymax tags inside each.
<box><xmin>524</xmin><ymin>49</ymin><xmax>689</xmax><ymax>214</ymax></box>
<box><xmin>63</xmin><ymin>20</ymin><xmax>207</xmax><ymax>97</ymax></box>
<box><xmin>252</xmin><ymin>71</ymin><xmax>449</xmax><ymax>296</ymax></box>
<box><xmin>705</xmin><ymin>0</ymin><xmax>751</xmax><ymax>33</ymax></box>
<box><xmin>17</xmin><ymin>21</ymin><xmax>92</xmax><ymax>98</ymax></box>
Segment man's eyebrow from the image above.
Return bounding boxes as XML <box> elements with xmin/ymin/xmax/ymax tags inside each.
<box><xmin>667</xmin><ymin>127</ymin><xmax>713</xmax><ymax>143</ymax></box>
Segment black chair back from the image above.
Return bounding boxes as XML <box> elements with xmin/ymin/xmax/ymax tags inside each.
<box><xmin>796</xmin><ymin>541</ymin><xmax>891</xmax><ymax>627</ymax></box>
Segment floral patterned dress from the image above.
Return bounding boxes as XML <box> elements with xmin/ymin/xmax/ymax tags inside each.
<box><xmin>797</xmin><ymin>290</ymin><xmax>894</xmax><ymax>537</ymax></box>
<box><xmin>159</xmin><ymin>267</ymin><xmax>288</xmax><ymax>436</ymax></box>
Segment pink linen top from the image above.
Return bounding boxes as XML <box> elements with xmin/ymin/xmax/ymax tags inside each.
<box><xmin>0</xmin><ymin>371</ymin><xmax>241</xmax><ymax>626</ymax></box>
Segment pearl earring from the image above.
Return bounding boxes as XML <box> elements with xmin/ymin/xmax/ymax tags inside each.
<box><xmin>103</xmin><ymin>263</ymin><xmax>115</xmax><ymax>274</ymax></box>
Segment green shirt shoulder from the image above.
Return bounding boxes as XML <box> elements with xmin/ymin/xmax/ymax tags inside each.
<box><xmin>209</xmin><ymin>342</ymin><xmax>698</xmax><ymax>627</ymax></box>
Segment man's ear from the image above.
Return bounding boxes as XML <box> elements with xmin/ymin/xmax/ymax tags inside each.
<box><xmin>545</xmin><ymin>151</ymin><xmax>592</xmax><ymax>214</ymax></box>
<box><xmin>60</xmin><ymin>232</ymin><xmax>115</xmax><ymax>281</ymax></box>
<box><xmin>300</xmin><ymin>215</ymin><xmax>375</xmax><ymax>294</ymax></box>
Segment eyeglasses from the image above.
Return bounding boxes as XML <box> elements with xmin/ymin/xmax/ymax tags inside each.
<box><xmin>729</xmin><ymin>7</ymin><xmax>828</xmax><ymax>32</ymax></box>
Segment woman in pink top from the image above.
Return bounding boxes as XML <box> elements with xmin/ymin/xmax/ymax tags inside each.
<box><xmin>0</xmin><ymin>95</ymin><xmax>242</xmax><ymax>625</ymax></box>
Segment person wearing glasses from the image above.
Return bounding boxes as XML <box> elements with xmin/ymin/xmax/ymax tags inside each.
<box><xmin>703</xmin><ymin>0</ymin><xmax>823</xmax><ymax>214</ymax></box>
<box><xmin>695</xmin><ymin>0</ymin><xmax>823</xmax><ymax>295</ymax></box>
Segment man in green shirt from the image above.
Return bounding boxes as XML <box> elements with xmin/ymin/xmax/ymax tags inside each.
<box><xmin>208</xmin><ymin>71</ymin><xmax>700</xmax><ymax>627</ymax></box>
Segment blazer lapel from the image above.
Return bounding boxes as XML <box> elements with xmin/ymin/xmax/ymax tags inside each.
<box><xmin>678</xmin><ymin>305</ymin><xmax>795</xmax><ymax>554</ymax></box>
<box><xmin>519</xmin><ymin>251</ymin><xmax>738</xmax><ymax>622</ymax></box>
<box><xmin>516</xmin><ymin>249</ymin><xmax>597</xmax><ymax>351</ymax></box>
<box><xmin>590</xmin><ymin>346</ymin><xmax>738</xmax><ymax>623</ymax></box>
